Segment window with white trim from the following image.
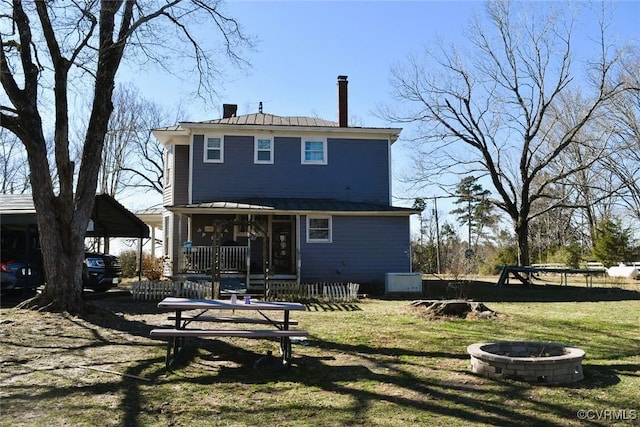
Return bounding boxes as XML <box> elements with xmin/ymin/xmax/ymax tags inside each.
<box><xmin>254</xmin><ymin>138</ymin><xmax>273</xmax><ymax>164</ymax></box>
<box><xmin>301</xmin><ymin>138</ymin><xmax>327</xmax><ymax>164</ymax></box>
<box><xmin>204</xmin><ymin>136</ymin><xmax>223</xmax><ymax>163</ymax></box>
<box><xmin>164</xmin><ymin>146</ymin><xmax>173</xmax><ymax>187</ymax></box>
<box><xmin>307</xmin><ymin>216</ymin><xmax>332</xmax><ymax>243</ymax></box>
<box><xmin>163</xmin><ymin>216</ymin><xmax>170</xmax><ymax>256</ymax></box>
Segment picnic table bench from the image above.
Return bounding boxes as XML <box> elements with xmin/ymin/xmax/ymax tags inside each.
<box><xmin>150</xmin><ymin>297</ymin><xmax>307</xmax><ymax>370</ymax></box>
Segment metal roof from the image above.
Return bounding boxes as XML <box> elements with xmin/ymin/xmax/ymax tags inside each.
<box><xmin>188</xmin><ymin>113</ymin><xmax>338</xmax><ymax>127</ymax></box>
<box><xmin>167</xmin><ymin>197</ymin><xmax>418</xmax><ymax>215</ymax></box>
<box><xmin>152</xmin><ymin>113</ymin><xmax>403</xmax><ymax>146</ymax></box>
<box><xmin>0</xmin><ymin>194</ymin><xmax>150</xmax><ymax>238</ymax></box>
<box><xmin>0</xmin><ymin>194</ymin><xmax>37</xmax><ymax>214</ymax></box>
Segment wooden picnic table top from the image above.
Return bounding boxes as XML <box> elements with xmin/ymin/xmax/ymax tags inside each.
<box><xmin>158</xmin><ymin>297</ymin><xmax>306</xmax><ymax>312</ymax></box>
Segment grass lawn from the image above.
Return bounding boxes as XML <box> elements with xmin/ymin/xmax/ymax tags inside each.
<box><xmin>1</xmin><ymin>278</ymin><xmax>639</xmax><ymax>426</ymax></box>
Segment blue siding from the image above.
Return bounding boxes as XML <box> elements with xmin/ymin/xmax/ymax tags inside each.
<box><xmin>174</xmin><ymin>145</ymin><xmax>190</xmax><ymax>205</ymax></box>
<box><xmin>300</xmin><ymin>215</ymin><xmax>411</xmax><ymax>284</ymax></box>
<box><xmin>191</xmin><ymin>135</ymin><xmax>390</xmax><ymax>203</ymax></box>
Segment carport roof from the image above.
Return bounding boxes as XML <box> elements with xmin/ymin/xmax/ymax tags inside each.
<box><xmin>0</xmin><ymin>194</ymin><xmax>150</xmax><ymax>238</ymax></box>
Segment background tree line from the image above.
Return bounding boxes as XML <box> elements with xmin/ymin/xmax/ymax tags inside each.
<box><xmin>412</xmin><ymin>175</ymin><xmax>640</xmax><ymax>275</ymax></box>
<box><xmin>385</xmin><ymin>2</ymin><xmax>639</xmax><ymax>273</ymax></box>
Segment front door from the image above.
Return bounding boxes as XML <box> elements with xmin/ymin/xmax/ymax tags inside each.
<box><xmin>271</xmin><ymin>216</ymin><xmax>295</xmax><ymax>274</ymax></box>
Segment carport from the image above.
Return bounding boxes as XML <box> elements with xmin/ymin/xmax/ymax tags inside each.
<box><xmin>0</xmin><ymin>193</ymin><xmax>150</xmax><ymax>279</ymax></box>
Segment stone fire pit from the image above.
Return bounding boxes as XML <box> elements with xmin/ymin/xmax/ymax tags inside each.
<box><xmin>467</xmin><ymin>341</ymin><xmax>585</xmax><ymax>384</ymax></box>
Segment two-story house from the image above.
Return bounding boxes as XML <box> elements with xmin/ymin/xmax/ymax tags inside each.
<box><xmin>153</xmin><ymin>76</ymin><xmax>418</xmax><ymax>293</ymax></box>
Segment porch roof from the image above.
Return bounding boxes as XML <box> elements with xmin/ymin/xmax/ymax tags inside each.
<box><xmin>166</xmin><ymin>197</ymin><xmax>419</xmax><ymax>216</ymax></box>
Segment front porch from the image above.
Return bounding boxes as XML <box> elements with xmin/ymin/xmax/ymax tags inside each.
<box><xmin>170</xmin><ymin>212</ymin><xmax>299</xmax><ymax>289</ymax></box>
<box><xmin>180</xmin><ymin>245</ymin><xmax>249</xmax><ymax>274</ymax></box>
<box><xmin>177</xmin><ymin>244</ymin><xmax>297</xmax><ymax>289</ymax></box>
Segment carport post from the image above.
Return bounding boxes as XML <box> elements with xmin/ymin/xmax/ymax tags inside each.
<box><xmin>137</xmin><ymin>238</ymin><xmax>143</xmax><ymax>281</ymax></box>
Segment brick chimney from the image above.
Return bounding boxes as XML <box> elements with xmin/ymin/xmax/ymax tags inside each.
<box><xmin>337</xmin><ymin>75</ymin><xmax>348</xmax><ymax>127</ymax></box>
<box><xmin>222</xmin><ymin>104</ymin><xmax>237</xmax><ymax>119</ymax></box>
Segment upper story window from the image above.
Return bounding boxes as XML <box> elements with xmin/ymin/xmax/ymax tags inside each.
<box><xmin>164</xmin><ymin>146</ymin><xmax>173</xmax><ymax>187</ymax></box>
<box><xmin>204</xmin><ymin>136</ymin><xmax>224</xmax><ymax>163</ymax></box>
<box><xmin>307</xmin><ymin>215</ymin><xmax>332</xmax><ymax>243</ymax></box>
<box><xmin>301</xmin><ymin>138</ymin><xmax>327</xmax><ymax>165</ymax></box>
<box><xmin>254</xmin><ymin>138</ymin><xmax>273</xmax><ymax>164</ymax></box>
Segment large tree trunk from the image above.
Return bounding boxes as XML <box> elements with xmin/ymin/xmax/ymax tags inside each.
<box><xmin>16</xmin><ymin>121</ymin><xmax>94</xmax><ymax>313</ymax></box>
<box><xmin>22</xmin><ymin>218</ymin><xmax>87</xmax><ymax>312</ymax></box>
<box><xmin>515</xmin><ymin>219</ymin><xmax>530</xmax><ymax>267</ymax></box>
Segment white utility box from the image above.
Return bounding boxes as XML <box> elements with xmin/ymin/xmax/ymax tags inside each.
<box><xmin>385</xmin><ymin>273</ymin><xmax>422</xmax><ymax>294</ymax></box>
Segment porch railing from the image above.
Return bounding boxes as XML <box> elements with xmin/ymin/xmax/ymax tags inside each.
<box><xmin>179</xmin><ymin>245</ymin><xmax>248</xmax><ymax>273</ymax></box>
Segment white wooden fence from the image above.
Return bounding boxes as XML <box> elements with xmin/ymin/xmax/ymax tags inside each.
<box><xmin>132</xmin><ymin>280</ymin><xmax>360</xmax><ymax>302</ymax></box>
<box><xmin>266</xmin><ymin>282</ymin><xmax>360</xmax><ymax>302</ymax></box>
<box><xmin>132</xmin><ymin>280</ymin><xmax>212</xmax><ymax>301</ymax></box>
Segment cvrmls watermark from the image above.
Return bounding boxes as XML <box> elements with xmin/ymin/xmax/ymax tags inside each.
<box><xmin>576</xmin><ymin>409</ymin><xmax>637</xmax><ymax>421</ymax></box>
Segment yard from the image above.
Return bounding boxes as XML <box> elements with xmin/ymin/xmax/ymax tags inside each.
<box><xmin>1</xmin><ymin>277</ymin><xmax>639</xmax><ymax>426</ymax></box>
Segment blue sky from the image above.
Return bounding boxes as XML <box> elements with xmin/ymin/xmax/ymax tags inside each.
<box><xmin>119</xmin><ymin>1</ymin><xmax>639</xmax><ymax>228</ymax></box>
<box><xmin>126</xmin><ymin>0</ymin><xmax>639</xmax><ymax>123</ymax></box>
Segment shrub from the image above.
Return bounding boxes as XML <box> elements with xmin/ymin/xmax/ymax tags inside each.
<box><xmin>142</xmin><ymin>255</ymin><xmax>164</xmax><ymax>281</ymax></box>
<box><xmin>119</xmin><ymin>250</ymin><xmax>138</xmax><ymax>278</ymax></box>
<box><xmin>480</xmin><ymin>245</ymin><xmax>518</xmax><ymax>274</ymax></box>
<box><xmin>548</xmin><ymin>244</ymin><xmax>582</xmax><ymax>268</ymax></box>
<box><xmin>592</xmin><ymin>218</ymin><xmax>632</xmax><ymax>267</ymax></box>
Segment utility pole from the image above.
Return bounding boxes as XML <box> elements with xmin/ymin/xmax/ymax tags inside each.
<box><xmin>433</xmin><ymin>198</ymin><xmax>441</xmax><ymax>275</ymax></box>
<box><xmin>468</xmin><ymin>197</ymin><xmax>472</xmax><ymax>250</ymax></box>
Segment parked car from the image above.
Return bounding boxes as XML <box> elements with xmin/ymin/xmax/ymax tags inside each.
<box><xmin>82</xmin><ymin>252</ymin><xmax>123</xmax><ymax>292</ymax></box>
<box><xmin>2</xmin><ymin>225</ymin><xmax>122</xmax><ymax>294</ymax></box>
<box><xmin>0</xmin><ymin>252</ymin><xmax>122</xmax><ymax>293</ymax></box>
<box><xmin>0</xmin><ymin>259</ymin><xmax>42</xmax><ymax>293</ymax></box>
<box><xmin>1</xmin><ymin>228</ymin><xmax>44</xmax><ymax>294</ymax></box>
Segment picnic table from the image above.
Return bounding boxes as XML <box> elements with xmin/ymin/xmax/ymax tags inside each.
<box><xmin>150</xmin><ymin>297</ymin><xmax>307</xmax><ymax>370</ymax></box>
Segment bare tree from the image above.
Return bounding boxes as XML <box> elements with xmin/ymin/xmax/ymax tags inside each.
<box><xmin>383</xmin><ymin>1</ymin><xmax>631</xmax><ymax>265</ymax></box>
<box><xmin>98</xmin><ymin>84</ymin><xmax>137</xmax><ymax>197</ymax></box>
<box><xmin>0</xmin><ymin>1</ymin><xmax>253</xmax><ymax>312</ymax></box>
<box><xmin>602</xmin><ymin>48</ymin><xmax>640</xmax><ymax>222</ymax></box>
<box><xmin>97</xmin><ymin>82</ymin><xmax>177</xmax><ymax>199</ymax></box>
<box><xmin>120</xmin><ymin>91</ymin><xmax>184</xmax><ymax>197</ymax></box>
<box><xmin>0</xmin><ymin>128</ymin><xmax>30</xmax><ymax>193</ymax></box>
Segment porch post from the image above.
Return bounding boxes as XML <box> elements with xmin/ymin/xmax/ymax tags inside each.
<box><xmin>246</xmin><ymin>214</ymin><xmax>252</xmax><ymax>292</ymax></box>
<box><xmin>150</xmin><ymin>225</ymin><xmax>156</xmax><ymax>258</ymax></box>
<box><xmin>296</xmin><ymin>215</ymin><xmax>301</xmax><ymax>285</ymax></box>
<box><xmin>211</xmin><ymin>226</ymin><xmax>221</xmax><ymax>299</ymax></box>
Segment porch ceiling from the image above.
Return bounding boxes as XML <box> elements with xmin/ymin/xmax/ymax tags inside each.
<box><xmin>166</xmin><ymin>197</ymin><xmax>419</xmax><ymax>216</ymax></box>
